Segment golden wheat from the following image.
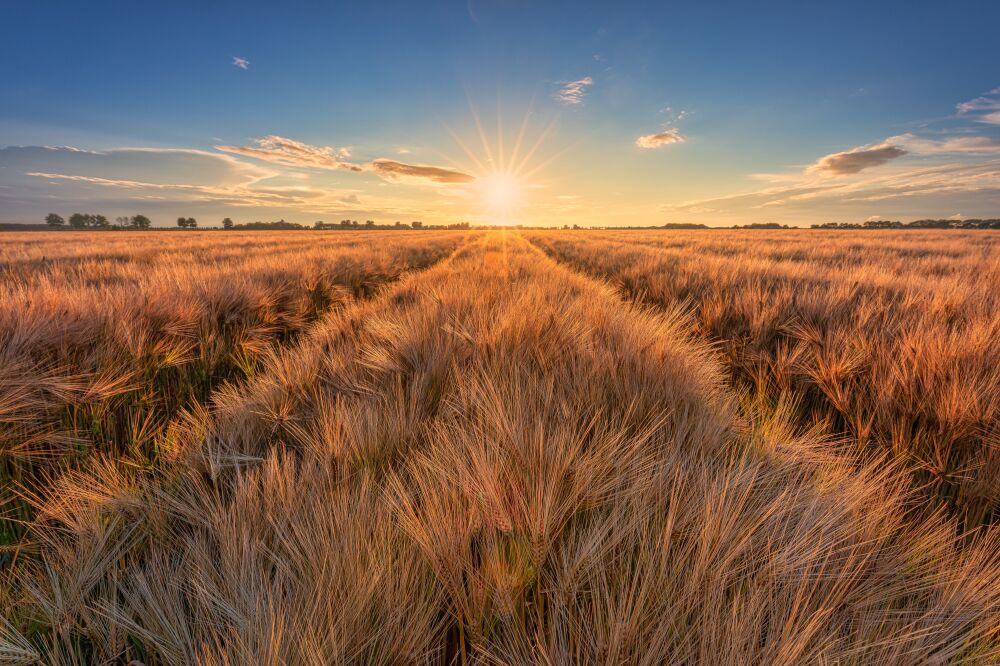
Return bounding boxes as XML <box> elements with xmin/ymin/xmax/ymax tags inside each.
<box><xmin>0</xmin><ymin>230</ymin><xmax>468</xmax><ymax>553</ymax></box>
<box><xmin>3</xmin><ymin>231</ymin><xmax>998</xmax><ymax>664</ymax></box>
<box><xmin>526</xmin><ymin>229</ymin><xmax>1000</xmax><ymax>528</ymax></box>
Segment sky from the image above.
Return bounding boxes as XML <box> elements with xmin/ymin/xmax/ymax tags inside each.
<box><xmin>2</xmin><ymin>0</ymin><xmax>999</xmax><ymax>228</ymax></box>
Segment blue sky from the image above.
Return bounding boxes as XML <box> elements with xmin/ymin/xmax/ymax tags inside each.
<box><xmin>2</xmin><ymin>0</ymin><xmax>999</xmax><ymax>226</ymax></box>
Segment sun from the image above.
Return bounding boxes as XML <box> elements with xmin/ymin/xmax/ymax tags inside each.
<box><xmin>479</xmin><ymin>172</ymin><xmax>524</xmax><ymax>219</ymax></box>
<box><xmin>440</xmin><ymin>101</ymin><xmax>563</xmax><ymax>225</ymax></box>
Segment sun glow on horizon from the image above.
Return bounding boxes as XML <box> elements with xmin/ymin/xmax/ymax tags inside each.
<box><xmin>477</xmin><ymin>171</ymin><xmax>525</xmax><ymax>221</ymax></box>
<box><xmin>440</xmin><ymin>99</ymin><xmax>566</xmax><ymax>225</ymax></box>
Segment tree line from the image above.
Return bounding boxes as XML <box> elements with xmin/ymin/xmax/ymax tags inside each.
<box><xmin>811</xmin><ymin>218</ymin><xmax>1000</xmax><ymax>229</ymax></box>
<box><xmin>45</xmin><ymin>213</ymin><xmax>152</xmax><ymax>229</ymax></box>
<box><xmin>41</xmin><ymin>213</ymin><xmax>472</xmax><ymax>231</ymax></box>
<box><xmin>41</xmin><ymin>212</ymin><xmax>1000</xmax><ymax>232</ymax></box>
<box><xmin>312</xmin><ymin>219</ymin><xmax>471</xmax><ymax>230</ymax></box>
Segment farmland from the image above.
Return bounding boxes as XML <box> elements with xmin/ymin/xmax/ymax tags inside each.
<box><xmin>2</xmin><ymin>229</ymin><xmax>999</xmax><ymax>663</ymax></box>
<box><xmin>527</xmin><ymin>230</ymin><xmax>1000</xmax><ymax>527</ymax></box>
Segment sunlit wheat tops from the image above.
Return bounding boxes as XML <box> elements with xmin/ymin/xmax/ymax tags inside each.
<box><xmin>2</xmin><ymin>229</ymin><xmax>999</xmax><ymax>664</ymax></box>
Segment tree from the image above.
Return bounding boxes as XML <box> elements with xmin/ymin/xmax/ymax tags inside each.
<box><xmin>365</xmin><ymin>220</ymin><xmax>375</xmax><ymax>228</ymax></box>
<box><xmin>223</xmin><ymin>217</ymin><xmax>234</xmax><ymax>229</ymax></box>
<box><xmin>177</xmin><ymin>217</ymin><xmax>197</xmax><ymax>229</ymax></box>
<box><xmin>187</xmin><ymin>217</ymin><xmax>197</xmax><ymax>229</ymax></box>
<box><xmin>45</xmin><ymin>213</ymin><xmax>65</xmax><ymax>227</ymax></box>
<box><xmin>115</xmin><ymin>216</ymin><xmax>130</xmax><ymax>229</ymax></box>
<box><xmin>411</xmin><ymin>221</ymin><xmax>423</xmax><ymax>229</ymax></box>
<box><xmin>92</xmin><ymin>214</ymin><xmax>110</xmax><ymax>228</ymax></box>
<box><xmin>313</xmin><ymin>220</ymin><xmax>324</xmax><ymax>230</ymax></box>
<box><xmin>132</xmin><ymin>214</ymin><xmax>151</xmax><ymax>229</ymax></box>
<box><xmin>69</xmin><ymin>213</ymin><xmax>88</xmax><ymax>228</ymax></box>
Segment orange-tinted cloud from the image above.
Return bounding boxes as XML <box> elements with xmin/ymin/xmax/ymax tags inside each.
<box><xmin>217</xmin><ymin>136</ymin><xmax>474</xmax><ymax>185</ymax></box>
<box><xmin>808</xmin><ymin>142</ymin><xmax>907</xmax><ymax>175</ymax></box>
<box><xmin>217</xmin><ymin>135</ymin><xmax>362</xmax><ymax>171</ymax></box>
<box><xmin>370</xmin><ymin>159</ymin><xmax>474</xmax><ymax>183</ymax></box>
<box><xmin>635</xmin><ymin>129</ymin><xmax>685</xmax><ymax>149</ymax></box>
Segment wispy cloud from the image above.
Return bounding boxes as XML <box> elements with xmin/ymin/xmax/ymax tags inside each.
<box><xmin>635</xmin><ymin>129</ymin><xmax>685</xmax><ymax>149</ymax></box>
<box><xmin>889</xmin><ymin>133</ymin><xmax>1000</xmax><ymax>154</ymax></box>
<box><xmin>2</xmin><ymin>145</ymin><xmax>398</xmax><ymax>216</ymax></box>
<box><xmin>956</xmin><ymin>88</ymin><xmax>1000</xmax><ymax>124</ymax></box>
<box><xmin>670</xmin><ymin>160</ymin><xmax>1000</xmax><ymax>216</ymax></box>
<box><xmin>808</xmin><ymin>141</ymin><xmax>907</xmax><ymax>175</ymax></box>
<box><xmin>957</xmin><ymin>95</ymin><xmax>1000</xmax><ymax>115</ymax></box>
<box><xmin>556</xmin><ymin>77</ymin><xmax>593</xmax><ymax>105</ymax></box>
<box><xmin>370</xmin><ymin>159</ymin><xmax>474</xmax><ymax>184</ymax></box>
<box><xmin>216</xmin><ymin>135</ymin><xmax>361</xmax><ymax>171</ymax></box>
<box><xmin>216</xmin><ymin>135</ymin><xmax>474</xmax><ymax>185</ymax></box>
<box><xmin>232</xmin><ymin>56</ymin><xmax>250</xmax><ymax>70</ymax></box>
<box><xmin>668</xmin><ymin>149</ymin><xmax>1000</xmax><ymax>219</ymax></box>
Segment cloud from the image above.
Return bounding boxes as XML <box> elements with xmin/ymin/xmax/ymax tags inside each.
<box><xmin>1</xmin><ymin>145</ymin><xmax>273</xmax><ymax>187</ymax></box>
<box><xmin>956</xmin><ymin>95</ymin><xmax>1000</xmax><ymax>115</ymax></box>
<box><xmin>556</xmin><ymin>77</ymin><xmax>593</xmax><ymax>105</ymax></box>
<box><xmin>808</xmin><ymin>141</ymin><xmax>907</xmax><ymax>175</ymax></box>
<box><xmin>232</xmin><ymin>56</ymin><xmax>250</xmax><ymax>70</ymax></box>
<box><xmin>0</xmin><ymin>145</ymin><xmax>378</xmax><ymax>220</ymax></box>
<box><xmin>956</xmin><ymin>89</ymin><xmax>1000</xmax><ymax>124</ymax></box>
<box><xmin>635</xmin><ymin>129</ymin><xmax>685</xmax><ymax>149</ymax></box>
<box><xmin>217</xmin><ymin>136</ymin><xmax>473</xmax><ymax>185</ymax></box>
<box><xmin>370</xmin><ymin>159</ymin><xmax>474</xmax><ymax>184</ymax></box>
<box><xmin>216</xmin><ymin>135</ymin><xmax>361</xmax><ymax>172</ymax></box>
<box><xmin>981</xmin><ymin>111</ymin><xmax>1000</xmax><ymax>126</ymax></box>
<box><xmin>670</xmin><ymin>160</ymin><xmax>1000</xmax><ymax>217</ymax></box>
<box><xmin>889</xmin><ymin>133</ymin><xmax>1000</xmax><ymax>155</ymax></box>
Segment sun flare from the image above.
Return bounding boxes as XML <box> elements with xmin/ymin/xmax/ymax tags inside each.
<box><xmin>441</xmin><ymin>102</ymin><xmax>563</xmax><ymax>225</ymax></box>
<box><xmin>478</xmin><ymin>172</ymin><xmax>524</xmax><ymax>219</ymax></box>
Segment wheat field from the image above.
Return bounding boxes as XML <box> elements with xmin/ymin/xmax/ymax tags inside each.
<box><xmin>2</xmin><ymin>229</ymin><xmax>999</xmax><ymax>664</ymax></box>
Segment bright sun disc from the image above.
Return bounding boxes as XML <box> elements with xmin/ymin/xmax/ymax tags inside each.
<box><xmin>479</xmin><ymin>173</ymin><xmax>523</xmax><ymax>218</ymax></box>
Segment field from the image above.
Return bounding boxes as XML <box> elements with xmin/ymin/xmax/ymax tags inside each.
<box><xmin>2</xmin><ymin>229</ymin><xmax>999</xmax><ymax>663</ymax></box>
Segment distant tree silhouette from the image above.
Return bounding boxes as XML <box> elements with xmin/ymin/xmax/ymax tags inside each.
<box><xmin>68</xmin><ymin>214</ymin><xmax>108</xmax><ymax>228</ymax></box>
<box><xmin>177</xmin><ymin>217</ymin><xmax>197</xmax><ymax>229</ymax></box>
<box><xmin>132</xmin><ymin>214</ymin><xmax>152</xmax><ymax>229</ymax></box>
<box><xmin>45</xmin><ymin>213</ymin><xmax>65</xmax><ymax>227</ymax></box>
<box><xmin>411</xmin><ymin>221</ymin><xmax>423</xmax><ymax>229</ymax></box>
<box><xmin>222</xmin><ymin>217</ymin><xmax>234</xmax><ymax>229</ymax></box>
<box><xmin>365</xmin><ymin>220</ymin><xmax>375</xmax><ymax>228</ymax></box>
<box><xmin>232</xmin><ymin>219</ymin><xmax>305</xmax><ymax>230</ymax></box>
